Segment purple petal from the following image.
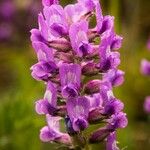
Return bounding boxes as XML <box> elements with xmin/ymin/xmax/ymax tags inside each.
<box><xmin>44</xmin><ymin>81</ymin><xmax>57</xmax><ymax>108</ymax></box>
<box><xmin>32</xmin><ymin>42</ymin><xmax>54</xmax><ymax>62</ymax></box>
<box><xmin>30</xmin><ymin>29</ymin><xmax>45</xmax><ymax>43</ymax></box>
<box><xmin>72</xmin><ymin>118</ymin><xmax>88</xmax><ymax>131</ymax></box>
<box><xmin>95</xmin><ymin>1</ymin><xmax>103</xmax><ymax>32</ymax></box>
<box><xmin>69</xmin><ymin>20</ymin><xmax>91</xmax><ymax>57</ymax></box>
<box><xmin>35</xmin><ymin>99</ymin><xmax>56</xmax><ymax>115</ymax></box>
<box><xmin>67</xmin><ymin>97</ymin><xmax>90</xmax><ymax>121</ymax></box>
<box><xmin>99</xmin><ymin>16</ymin><xmax>114</xmax><ymax>35</ymax></box>
<box><xmin>42</xmin><ymin>0</ymin><xmax>59</xmax><ymax>6</ymax></box>
<box><xmin>89</xmin><ymin>127</ymin><xmax>111</xmax><ymax>143</ymax></box>
<box><xmin>108</xmin><ymin>112</ymin><xmax>128</xmax><ymax>129</ymax></box>
<box><xmin>144</xmin><ymin>96</ymin><xmax>150</xmax><ymax>113</ymax></box>
<box><xmin>43</xmin><ymin>5</ymin><xmax>68</xmax><ymax>37</ymax></box>
<box><xmin>99</xmin><ymin>34</ymin><xmax>120</xmax><ymax>72</ymax></box>
<box><xmin>103</xmin><ymin>69</ymin><xmax>125</xmax><ymax>87</ymax></box>
<box><xmin>65</xmin><ymin>3</ymin><xmax>89</xmax><ymax>24</ymax></box>
<box><xmin>141</xmin><ymin>59</ymin><xmax>150</xmax><ymax>76</ymax></box>
<box><xmin>40</xmin><ymin>126</ymin><xmax>54</xmax><ymax>142</ymax></box>
<box><xmin>106</xmin><ymin>132</ymin><xmax>119</xmax><ymax>150</ymax></box>
<box><xmin>38</xmin><ymin>13</ymin><xmax>49</xmax><ymax>41</ymax></box>
<box><xmin>87</xmin><ymin>93</ymin><xmax>103</xmax><ymax>110</ymax></box>
<box><xmin>31</xmin><ymin>61</ymin><xmax>57</xmax><ymax>81</ymax></box>
<box><xmin>46</xmin><ymin>115</ymin><xmax>61</xmax><ymax>131</ymax></box>
<box><xmin>59</xmin><ymin>63</ymin><xmax>81</xmax><ymax>98</ymax></box>
<box><xmin>103</xmin><ymin>98</ymin><xmax>124</xmax><ymax>116</ymax></box>
<box><xmin>111</xmin><ymin>35</ymin><xmax>123</xmax><ymax>50</ymax></box>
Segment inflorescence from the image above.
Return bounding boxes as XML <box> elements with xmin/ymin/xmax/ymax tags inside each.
<box><xmin>30</xmin><ymin>0</ymin><xmax>128</xmax><ymax>149</ymax></box>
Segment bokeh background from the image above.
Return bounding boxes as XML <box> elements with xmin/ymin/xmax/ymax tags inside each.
<box><xmin>0</xmin><ymin>0</ymin><xmax>150</xmax><ymax>149</ymax></box>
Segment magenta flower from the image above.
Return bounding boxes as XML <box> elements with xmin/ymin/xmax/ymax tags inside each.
<box><xmin>67</xmin><ymin>97</ymin><xmax>90</xmax><ymax>131</ymax></box>
<box><xmin>40</xmin><ymin>115</ymin><xmax>71</xmax><ymax>144</ymax></box>
<box><xmin>103</xmin><ymin>69</ymin><xmax>125</xmax><ymax>87</ymax></box>
<box><xmin>69</xmin><ymin>20</ymin><xmax>92</xmax><ymax>57</ymax></box>
<box><xmin>30</xmin><ymin>0</ymin><xmax>127</xmax><ymax>149</ymax></box>
<box><xmin>106</xmin><ymin>132</ymin><xmax>119</xmax><ymax>150</ymax></box>
<box><xmin>42</xmin><ymin>0</ymin><xmax>59</xmax><ymax>6</ymax></box>
<box><xmin>144</xmin><ymin>96</ymin><xmax>150</xmax><ymax>113</ymax></box>
<box><xmin>141</xmin><ymin>59</ymin><xmax>150</xmax><ymax>76</ymax></box>
<box><xmin>59</xmin><ymin>63</ymin><xmax>81</xmax><ymax>98</ymax></box>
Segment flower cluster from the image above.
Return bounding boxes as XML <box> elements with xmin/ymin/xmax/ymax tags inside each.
<box><xmin>31</xmin><ymin>0</ymin><xmax>128</xmax><ymax>149</ymax></box>
<box><xmin>141</xmin><ymin>38</ymin><xmax>150</xmax><ymax>113</ymax></box>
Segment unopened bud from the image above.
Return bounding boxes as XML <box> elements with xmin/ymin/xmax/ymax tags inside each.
<box><xmin>49</xmin><ymin>38</ymin><xmax>71</xmax><ymax>52</ymax></box>
<box><xmin>84</xmin><ymin>80</ymin><xmax>101</xmax><ymax>94</ymax></box>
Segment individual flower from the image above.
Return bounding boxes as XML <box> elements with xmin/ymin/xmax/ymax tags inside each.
<box><xmin>40</xmin><ymin>115</ymin><xmax>71</xmax><ymax>144</ymax></box>
<box><xmin>42</xmin><ymin>0</ymin><xmax>59</xmax><ymax>6</ymax></box>
<box><xmin>69</xmin><ymin>20</ymin><xmax>92</xmax><ymax>57</ymax></box>
<box><xmin>99</xmin><ymin>33</ymin><xmax>121</xmax><ymax>72</ymax></box>
<box><xmin>106</xmin><ymin>132</ymin><xmax>119</xmax><ymax>150</ymax></box>
<box><xmin>59</xmin><ymin>63</ymin><xmax>81</xmax><ymax>98</ymax></box>
<box><xmin>35</xmin><ymin>81</ymin><xmax>57</xmax><ymax>115</ymax></box>
<box><xmin>108</xmin><ymin>112</ymin><xmax>128</xmax><ymax>130</ymax></box>
<box><xmin>66</xmin><ymin>97</ymin><xmax>90</xmax><ymax>131</ymax></box>
<box><xmin>103</xmin><ymin>69</ymin><xmax>125</xmax><ymax>87</ymax></box>
<box><xmin>144</xmin><ymin>96</ymin><xmax>150</xmax><ymax>113</ymax></box>
<box><xmin>140</xmin><ymin>59</ymin><xmax>150</xmax><ymax>76</ymax></box>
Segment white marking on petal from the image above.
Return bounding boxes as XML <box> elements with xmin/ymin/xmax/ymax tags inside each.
<box><xmin>74</xmin><ymin>105</ymin><xmax>84</xmax><ymax>117</ymax></box>
<box><xmin>44</xmin><ymin>90</ymin><xmax>52</xmax><ymax>103</ymax></box>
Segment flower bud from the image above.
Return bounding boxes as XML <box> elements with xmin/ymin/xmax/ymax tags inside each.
<box><xmin>84</xmin><ymin>80</ymin><xmax>101</xmax><ymax>94</ymax></box>
<box><xmin>89</xmin><ymin>127</ymin><xmax>112</xmax><ymax>143</ymax></box>
<box><xmin>88</xmin><ymin>108</ymin><xmax>106</xmax><ymax>124</ymax></box>
<box><xmin>82</xmin><ymin>62</ymin><xmax>99</xmax><ymax>76</ymax></box>
<box><xmin>49</xmin><ymin>38</ymin><xmax>71</xmax><ymax>52</ymax></box>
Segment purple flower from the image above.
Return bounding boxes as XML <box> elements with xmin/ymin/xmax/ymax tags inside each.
<box><xmin>144</xmin><ymin>96</ymin><xmax>150</xmax><ymax>113</ymax></box>
<box><xmin>69</xmin><ymin>20</ymin><xmax>92</xmax><ymax>57</ymax></box>
<box><xmin>98</xmin><ymin>16</ymin><xmax>114</xmax><ymax>35</ymax></box>
<box><xmin>82</xmin><ymin>62</ymin><xmax>99</xmax><ymax>76</ymax></box>
<box><xmin>108</xmin><ymin>112</ymin><xmax>128</xmax><ymax>130</ymax></box>
<box><xmin>43</xmin><ymin>4</ymin><xmax>68</xmax><ymax>37</ymax></box>
<box><xmin>102</xmin><ymin>98</ymin><xmax>124</xmax><ymax>116</ymax></box>
<box><xmin>32</xmin><ymin>42</ymin><xmax>54</xmax><ymax>62</ymax></box>
<box><xmin>89</xmin><ymin>127</ymin><xmax>111</xmax><ymax>143</ymax></box>
<box><xmin>84</xmin><ymin>80</ymin><xmax>101</xmax><ymax>94</ymax></box>
<box><xmin>65</xmin><ymin>2</ymin><xmax>91</xmax><ymax>24</ymax></box>
<box><xmin>35</xmin><ymin>81</ymin><xmax>57</xmax><ymax>115</ymax></box>
<box><xmin>106</xmin><ymin>132</ymin><xmax>119</xmax><ymax>150</ymax></box>
<box><xmin>66</xmin><ymin>97</ymin><xmax>90</xmax><ymax>131</ymax></box>
<box><xmin>140</xmin><ymin>59</ymin><xmax>150</xmax><ymax>76</ymax></box>
<box><xmin>31</xmin><ymin>0</ymin><xmax>127</xmax><ymax>148</ymax></box>
<box><xmin>59</xmin><ymin>63</ymin><xmax>81</xmax><ymax>98</ymax></box>
<box><xmin>44</xmin><ymin>81</ymin><xmax>57</xmax><ymax>107</ymax></box>
<box><xmin>99</xmin><ymin>33</ymin><xmax>120</xmax><ymax>72</ymax></box>
<box><xmin>103</xmin><ymin>69</ymin><xmax>125</xmax><ymax>87</ymax></box>
<box><xmin>35</xmin><ymin>99</ymin><xmax>56</xmax><ymax>115</ymax></box>
<box><xmin>42</xmin><ymin>0</ymin><xmax>59</xmax><ymax>6</ymax></box>
<box><xmin>40</xmin><ymin>115</ymin><xmax>71</xmax><ymax>144</ymax></box>
<box><xmin>31</xmin><ymin>61</ymin><xmax>58</xmax><ymax>81</ymax></box>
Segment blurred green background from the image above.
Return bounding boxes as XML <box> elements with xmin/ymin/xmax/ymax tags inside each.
<box><xmin>0</xmin><ymin>0</ymin><xmax>150</xmax><ymax>149</ymax></box>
